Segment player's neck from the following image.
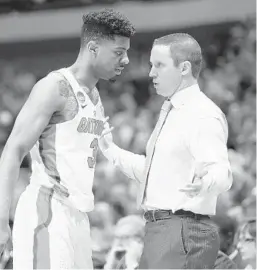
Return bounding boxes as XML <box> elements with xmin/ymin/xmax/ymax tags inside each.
<box><xmin>68</xmin><ymin>62</ymin><xmax>97</xmax><ymax>92</ymax></box>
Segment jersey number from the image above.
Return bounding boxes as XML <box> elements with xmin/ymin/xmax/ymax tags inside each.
<box><xmin>87</xmin><ymin>138</ymin><xmax>98</xmax><ymax>168</ymax></box>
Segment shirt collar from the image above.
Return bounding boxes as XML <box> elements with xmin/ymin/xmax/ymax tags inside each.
<box><xmin>169</xmin><ymin>83</ymin><xmax>201</xmax><ymax>109</ymax></box>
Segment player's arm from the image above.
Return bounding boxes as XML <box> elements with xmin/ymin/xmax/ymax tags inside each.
<box><xmin>99</xmin><ymin>121</ymin><xmax>145</xmax><ymax>183</ymax></box>
<box><xmin>0</xmin><ymin>75</ymin><xmax>65</xmax><ymax>230</ymax></box>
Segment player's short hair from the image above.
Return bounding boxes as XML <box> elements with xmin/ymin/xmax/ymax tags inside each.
<box><xmin>80</xmin><ymin>9</ymin><xmax>135</xmax><ymax>48</ymax></box>
<box><xmin>153</xmin><ymin>33</ymin><xmax>202</xmax><ymax>78</ymax></box>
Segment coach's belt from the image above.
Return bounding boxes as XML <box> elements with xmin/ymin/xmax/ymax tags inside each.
<box><xmin>143</xmin><ymin>209</ymin><xmax>209</xmax><ymax>222</ymax></box>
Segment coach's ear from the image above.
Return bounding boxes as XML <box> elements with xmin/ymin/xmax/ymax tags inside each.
<box><xmin>180</xmin><ymin>61</ymin><xmax>191</xmax><ymax>76</ymax></box>
<box><xmin>87</xmin><ymin>41</ymin><xmax>98</xmax><ymax>56</ymax></box>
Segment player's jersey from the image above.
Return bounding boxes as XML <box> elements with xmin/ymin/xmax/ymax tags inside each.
<box><xmin>29</xmin><ymin>68</ymin><xmax>105</xmax><ymax>212</ymax></box>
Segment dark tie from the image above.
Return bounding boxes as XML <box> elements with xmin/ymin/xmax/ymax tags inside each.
<box><xmin>137</xmin><ymin>99</ymin><xmax>173</xmax><ymax>207</ymax></box>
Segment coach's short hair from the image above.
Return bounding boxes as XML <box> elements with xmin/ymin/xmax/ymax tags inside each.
<box><xmin>154</xmin><ymin>33</ymin><xmax>202</xmax><ymax>78</ymax></box>
<box><xmin>80</xmin><ymin>9</ymin><xmax>135</xmax><ymax>48</ymax></box>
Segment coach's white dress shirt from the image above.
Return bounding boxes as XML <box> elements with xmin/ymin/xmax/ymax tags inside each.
<box><xmin>103</xmin><ymin>84</ymin><xmax>233</xmax><ymax>215</ymax></box>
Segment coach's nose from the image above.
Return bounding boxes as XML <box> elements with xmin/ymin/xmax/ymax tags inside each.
<box><xmin>149</xmin><ymin>65</ymin><xmax>157</xmax><ymax>78</ymax></box>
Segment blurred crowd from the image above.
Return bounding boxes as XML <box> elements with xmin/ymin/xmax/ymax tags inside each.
<box><xmin>0</xmin><ymin>17</ymin><xmax>256</xmax><ymax>269</ymax></box>
<box><xmin>0</xmin><ymin>0</ymin><xmax>173</xmax><ymax>13</ymax></box>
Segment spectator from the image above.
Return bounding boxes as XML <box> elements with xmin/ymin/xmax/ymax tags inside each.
<box><xmin>104</xmin><ymin>215</ymin><xmax>145</xmax><ymax>269</ymax></box>
<box><xmin>232</xmin><ymin>219</ymin><xmax>256</xmax><ymax>269</ymax></box>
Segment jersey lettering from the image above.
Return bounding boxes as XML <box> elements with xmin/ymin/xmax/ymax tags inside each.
<box><xmin>87</xmin><ymin>138</ymin><xmax>98</xmax><ymax>168</ymax></box>
<box><xmin>77</xmin><ymin>117</ymin><xmax>104</xmax><ymax>136</ymax></box>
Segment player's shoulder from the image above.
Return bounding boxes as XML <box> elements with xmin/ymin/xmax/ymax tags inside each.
<box><xmin>30</xmin><ymin>70</ymin><xmax>70</xmax><ymax>111</ymax></box>
<box><xmin>36</xmin><ymin>70</ymin><xmax>67</xmax><ymax>90</ymax></box>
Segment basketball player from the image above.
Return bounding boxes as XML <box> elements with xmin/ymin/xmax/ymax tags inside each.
<box><xmin>0</xmin><ymin>9</ymin><xmax>135</xmax><ymax>269</ymax></box>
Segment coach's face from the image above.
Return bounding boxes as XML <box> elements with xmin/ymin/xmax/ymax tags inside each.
<box><xmin>149</xmin><ymin>44</ymin><xmax>182</xmax><ymax>98</ymax></box>
<box><xmin>92</xmin><ymin>36</ymin><xmax>130</xmax><ymax>80</ymax></box>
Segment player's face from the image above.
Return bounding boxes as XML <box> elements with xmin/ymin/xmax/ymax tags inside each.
<box><xmin>149</xmin><ymin>45</ymin><xmax>182</xmax><ymax>98</ymax></box>
<box><xmin>94</xmin><ymin>36</ymin><xmax>130</xmax><ymax>80</ymax></box>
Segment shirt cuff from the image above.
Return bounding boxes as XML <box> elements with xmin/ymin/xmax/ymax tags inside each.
<box><xmin>101</xmin><ymin>143</ymin><xmax>119</xmax><ymax>164</ymax></box>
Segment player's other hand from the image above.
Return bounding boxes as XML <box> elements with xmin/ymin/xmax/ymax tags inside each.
<box><xmin>99</xmin><ymin>116</ymin><xmax>114</xmax><ymax>151</ymax></box>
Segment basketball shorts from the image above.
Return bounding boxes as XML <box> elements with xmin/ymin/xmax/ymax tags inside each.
<box><xmin>12</xmin><ymin>185</ymin><xmax>93</xmax><ymax>269</ymax></box>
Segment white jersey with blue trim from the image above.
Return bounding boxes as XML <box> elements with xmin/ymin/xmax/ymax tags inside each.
<box><xmin>29</xmin><ymin>68</ymin><xmax>105</xmax><ymax>212</ymax></box>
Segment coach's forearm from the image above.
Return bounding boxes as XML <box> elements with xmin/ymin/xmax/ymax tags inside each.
<box><xmin>0</xmin><ymin>145</ymin><xmax>24</xmax><ymax>225</ymax></box>
<box><xmin>103</xmin><ymin>143</ymin><xmax>145</xmax><ymax>183</ymax></box>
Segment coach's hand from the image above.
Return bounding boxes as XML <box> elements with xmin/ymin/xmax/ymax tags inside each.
<box><xmin>179</xmin><ymin>163</ymin><xmax>208</xmax><ymax>197</ymax></box>
<box><xmin>99</xmin><ymin>116</ymin><xmax>114</xmax><ymax>152</ymax></box>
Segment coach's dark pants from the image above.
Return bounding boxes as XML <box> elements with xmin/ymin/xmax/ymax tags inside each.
<box><xmin>139</xmin><ymin>213</ymin><xmax>220</xmax><ymax>269</ymax></box>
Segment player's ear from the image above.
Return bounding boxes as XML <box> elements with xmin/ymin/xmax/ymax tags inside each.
<box><xmin>87</xmin><ymin>41</ymin><xmax>99</xmax><ymax>56</ymax></box>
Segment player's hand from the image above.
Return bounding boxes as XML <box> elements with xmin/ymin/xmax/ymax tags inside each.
<box><xmin>0</xmin><ymin>234</ymin><xmax>12</xmax><ymax>270</ymax></box>
<box><xmin>99</xmin><ymin>116</ymin><xmax>114</xmax><ymax>152</ymax></box>
<box><xmin>179</xmin><ymin>163</ymin><xmax>208</xmax><ymax>197</ymax></box>
<box><xmin>0</xmin><ymin>224</ymin><xmax>11</xmax><ymax>268</ymax></box>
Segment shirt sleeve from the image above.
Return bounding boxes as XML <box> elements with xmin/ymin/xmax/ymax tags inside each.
<box><xmin>189</xmin><ymin>115</ymin><xmax>233</xmax><ymax>195</ymax></box>
<box><xmin>102</xmin><ymin>143</ymin><xmax>146</xmax><ymax>184</ymax></box>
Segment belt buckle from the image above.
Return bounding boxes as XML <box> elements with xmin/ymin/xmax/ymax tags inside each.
<box><xmin>151</xmin><ymin>210</ymin><xmax>157</xmax><ymax>222</ymax></box>
<box><xmin>143</xmin><ymin>211</ymin><xmax>150</xmax><ymax>222</ymax></box>
<box><xmin>143</xmin><ymin>210</ymin><xmax>157</xmax><ymax>222</ymax></box>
